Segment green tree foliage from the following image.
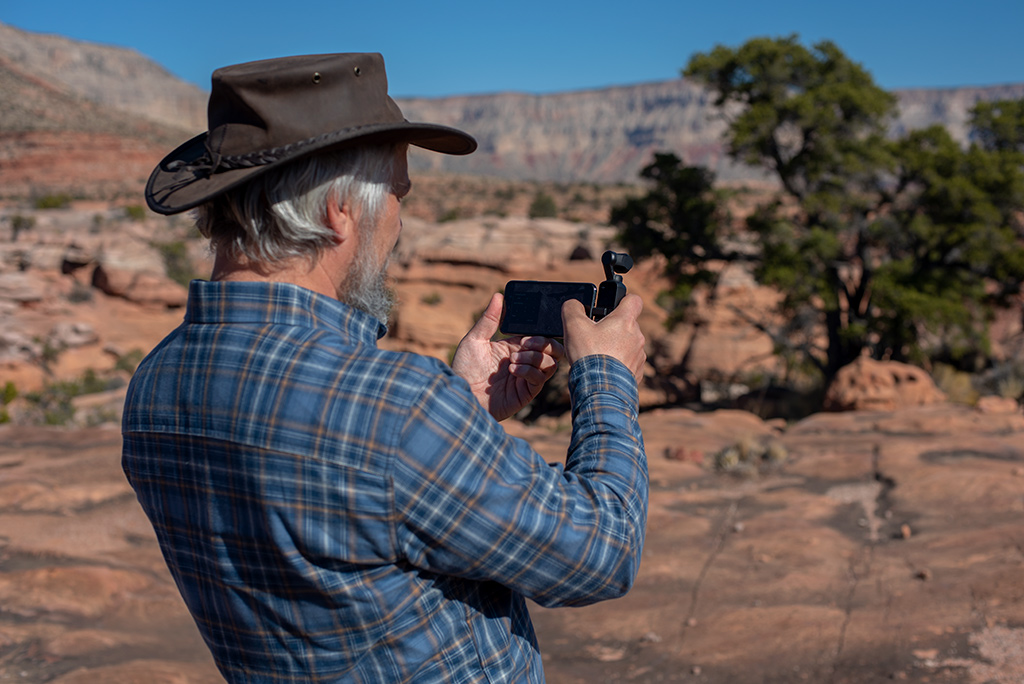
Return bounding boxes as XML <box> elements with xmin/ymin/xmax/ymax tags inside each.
<box><xmin>683</xmin><ymin>35</ymin><xmax>1024</xmax><ymax>381</ymax></box>
<box><xmin>971</xmin><ymin>100</ymin><xmax>1024</xmax><ymax>154</ymax></box>
<box><xmin>877</xmin><ymin>122</ymin><xmax>1024</xmax><ymax>368</ymax></box>
<box><xmin>610</xmin><ymin>152</ymin><xmax>729</xmax><ymax>320</ymax></box>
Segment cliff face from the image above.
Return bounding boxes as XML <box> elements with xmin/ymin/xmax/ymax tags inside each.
<box><xmin>0</xmin><ymin>22</ymin><xmax>206</xmax><ymax>136</ymax></box>
<box><xmin>2</xmin><ymin>20</ymin><xmax>1023</xmax><ymax>192</ymax></box>
<box><xmin>401</xmin><ymin>80</ymin><xmax>1024</xmax><ymax>183</ymax></box>
<box><xmin>398</xmin><ymin>81</ymin><xmax>750</xmax><ymax>183</ymax></box>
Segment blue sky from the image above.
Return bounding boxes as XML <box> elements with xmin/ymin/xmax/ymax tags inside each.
<box><xmin>3</xmin><ymin>0</ymin><xmax>1022</xmax><ymax>97</ymax></box>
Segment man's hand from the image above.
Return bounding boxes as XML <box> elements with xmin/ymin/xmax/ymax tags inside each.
<box><xmin>452</xmin><ymin>293</ymin><xmax>564</xmax><ymax>421</ymax></box>
<box><xmin>562</xmin><ymin>293</ymin><xmax>646</xmax><ymax>383</ymax></box>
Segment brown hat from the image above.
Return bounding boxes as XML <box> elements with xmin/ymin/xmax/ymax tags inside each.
<box><xmin>145</xmin><ymin>53</ymin><xmax>477</xmax><ymax>215</ymax></box>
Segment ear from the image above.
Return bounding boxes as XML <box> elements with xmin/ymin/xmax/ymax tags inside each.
<box><xmin>325</xmin><ymin>196</ymin><xmax>357</xmax><ymax>244</ymax></box>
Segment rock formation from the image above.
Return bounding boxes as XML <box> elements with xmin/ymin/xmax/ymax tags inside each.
<box><xmin>824</xmin><ymin>356</ymin><xmax>948</xmax><ymax>412</ymax></box>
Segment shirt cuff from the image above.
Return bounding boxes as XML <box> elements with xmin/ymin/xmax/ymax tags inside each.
<box><xmin>567</xmin><ymin>354</ymin><xmax>639</xmax><ymax>416</ymax></box>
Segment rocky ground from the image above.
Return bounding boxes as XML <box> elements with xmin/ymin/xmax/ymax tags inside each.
<box><xmin>0</xmin><ymin>402</ymin><xmax>1022</xmax><ymax>683</ymax></box>
<box><xmin>527</xmin><ymin>404</ymin><xmax>1024</xmax><ymax>683</ymax></box>
<box><xmin>0</xmin><ymin>202</ymin><xmax>1021</xmax><ymax>683</ymax></box>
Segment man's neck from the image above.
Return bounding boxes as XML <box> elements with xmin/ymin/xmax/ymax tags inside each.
<box><xmin>210</xmin><ymin>251</ymin><xmax>340</xmax><ymax>301</ymax></box>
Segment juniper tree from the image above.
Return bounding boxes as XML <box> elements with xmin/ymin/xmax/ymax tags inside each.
<box><xmin>679</xmin><ymin>35</ymin><xmax>1024</xmax><ymax>381</ymax></box>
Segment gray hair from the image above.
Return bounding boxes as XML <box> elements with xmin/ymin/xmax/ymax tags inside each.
<box><xmin>194</xmin><ymin>143</ymin><xmax>406</xmax><ymax>265</ymax></box>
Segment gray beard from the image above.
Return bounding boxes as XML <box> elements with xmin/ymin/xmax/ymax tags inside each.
<box><xmin>338</xmin><ymin>253</ymin><xmax>394</xmax><ymax>325</ymax></box>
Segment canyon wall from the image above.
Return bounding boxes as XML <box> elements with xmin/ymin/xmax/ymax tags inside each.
<box><xmin>3</xmin><ymin>21</ymin><xmax>1023</xmax><ymax>193</ymax></box>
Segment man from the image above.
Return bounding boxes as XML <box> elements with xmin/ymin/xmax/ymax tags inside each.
<box><xmin>123</xmin><ymin>53</ymin><xmax>647</xmax><ymax>683</ymax></box>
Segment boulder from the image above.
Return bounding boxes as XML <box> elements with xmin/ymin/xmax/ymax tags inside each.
<box><xmin>0</xmin><ymin>272</ymin><xmax>46</xmax><ymax>304</ymax></box>
<box><xmin>91</xmin><ymin>265</ymin><xmax>186</xmax><ymax>308</ymax></box>
<box><xmin>0</xmin><ymin>330</ymin><xmax>42</xmax><ymax>363</ymax></box>
<box><xmin>823</xmin><ymin>356</ymin><xmax>947</xmax><ymax>411</ymax></box>
<box><xmin>47</xmin><ymin>321</ymin><xmax>99</xmax><ymax>349</ymax></box>
<box><xmin>975</xmin><ymin>394</ymin><xmax>1021</xmax><ymax>414</ymax></box>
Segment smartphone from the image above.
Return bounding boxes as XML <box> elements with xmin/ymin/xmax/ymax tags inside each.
<box><xmin>499</xmin><ymin>280</ymin><xmax>597</xmax><ymax>338</ymax></box>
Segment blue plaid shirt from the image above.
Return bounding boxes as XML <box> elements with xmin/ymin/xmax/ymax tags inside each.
<box><xmin>122</xmin><ymin>280</ymin><xmax>647</xmax><ymax>683</ymax></box>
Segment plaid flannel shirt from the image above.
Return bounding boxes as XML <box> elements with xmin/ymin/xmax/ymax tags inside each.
<box><xmin>122</xmin><ymin>280</ymin><xmax>647</xmax><ymax>683</ymax></box>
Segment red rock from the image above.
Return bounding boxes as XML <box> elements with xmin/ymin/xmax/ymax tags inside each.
<box><xmin>92</xmin><ymin>265</ymin><xmax>186</xmax><ymax>308</ymax></box>
<box><xmin>975</xmin><ymin>395</ymin><xmax>1021</xmax><ymax>414</ymax></box>
<box><xmin>823</xmin><ymin>356</ymin><xmax>947</xmax><ymax>411</ymax></box>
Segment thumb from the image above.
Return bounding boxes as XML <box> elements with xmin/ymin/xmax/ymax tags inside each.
<box><xmin>561</xmin><ymin>297</ymin><xmax>591</xmax><ymax>328</ymax></box>
<box><xmin>465</xmin><ymin>292</ymin><xmax>503</xmax><ymax>341</ymax></box>
<box><xmin>602</xmin><ymin>293</ymin><xmax>643</xmax><ymax>322</ymax></box>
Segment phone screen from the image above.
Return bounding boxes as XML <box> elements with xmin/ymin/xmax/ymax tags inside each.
<box><xmin>500</xmin><ymin>281</ymin><xmax>596</xmax><ymax>337</ymax></box>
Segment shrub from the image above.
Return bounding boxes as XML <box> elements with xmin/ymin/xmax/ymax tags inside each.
<box><xmin>2</xmin><ymin>381</ymin><xmax>17</xmax><ymax>406</ymax></box>
<box><xmin>712</xmin><ymin>437</ymin><xmax>788</xmax><ymax>478</ymax></box>
<box><xmin>34</xmin><ymin>193</ymin><xmax>72</xmax><ymax>210</ymax></box>
<box><xmin>154</xmin><ymin>240</ymin><xmax>197</xmax><ymax>287</ymax></box>
<box><xmin>528</xmin><ymin>192</ymin><xmax>557</xmax><ymax>219</ymax></box>
<box><xmin>932</xmin><ymin>364</ymin><xmax>979</xmax><ymax>405</ymax></box>
<box><xmin>22</xmin><ymin>369</ymin><xmax>125</xmax><ymax>426</ymax></box>
<box><xmin>437</xmin><ymin>207</ymin><xmax>462</xmax><ymax>223</ymax></box>
<box><xmin>114</xmin><ymin>348</ymin><xmax>147</xmax><ymax>375</ymax></box>
<box><xmin>67</xmin><ymin>281</ymin><xmax>94</xmax><ymax>303</ymax></box>
<box><xmin>10</xmin><ymin>214</ymin><xmax>35</xmax><ymax>241</ymax></box>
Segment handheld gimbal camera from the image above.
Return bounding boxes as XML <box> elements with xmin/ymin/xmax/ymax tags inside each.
<box><xmin>499</xmin><ymin>251</ymin><xmax>634</xmax><ymax>338</ymax></box>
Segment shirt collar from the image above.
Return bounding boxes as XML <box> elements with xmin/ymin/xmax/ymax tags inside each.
<box><xmin>184</xmin><ymin>280</ymin><xmax>388</xmax><ymax>343</ymax></box>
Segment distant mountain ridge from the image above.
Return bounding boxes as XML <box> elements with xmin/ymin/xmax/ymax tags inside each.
<box><xmin>0</xmin><ymin>22</ymin><xmax>205</xmax><ymax>137</ymax></box>
<box><xmin>2</xmin><ymin>21</ymin><xmax>1023</xmax><ymax>191</ymax></box>
<box><xmin>400</xmin><ymin>79</ymin><xmax>1024</xmax><ymax>183</ymax></box>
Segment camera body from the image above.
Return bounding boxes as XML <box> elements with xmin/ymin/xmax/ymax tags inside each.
<box><xmin>499</xmin><ymin>251</ymin><xmax>633</xmax><ymax>338</ymax></box>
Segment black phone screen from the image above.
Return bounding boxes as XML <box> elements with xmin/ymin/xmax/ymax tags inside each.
<box><xmin>499</xmin><ymin>281</ymin><xmax>597</xmax><ymax>337</ymax></box>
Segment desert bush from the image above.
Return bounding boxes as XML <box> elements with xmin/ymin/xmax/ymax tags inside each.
<box><xmin>124</xmin><ymin>205</ymin><xmax>147</xmax><ymax>221</ymax></box>
<box><xmin>67</xmin><ymin>281</ymin><xmax>94</xmax><ymax>303</ymax></box>
<box><xmin>528</xmin><ymin>192</ymin><xmax>557</xmax><ymax>219</ymax></box>
<box><xmin>0</xmin><ymin>381</ymin><xmax>17</xmax><ymax>424</ymax></box>
<box><xmin>932</xmin><ymin>364</ymin><xmax>980</xmax><ymax>405</ymax></box>
<box><xmin>114</xmin><ymin>348</ymin><xmax>147</xmax><ymax>375</ymax></box>
<box><xmin>9</xmin><ymin>214</ymin><xmax>35</xmax><ymax>241</ymax></box>
<box><xmin>437</xmin><ymin>207</ymin><xmax>463</xmax><ymax>223</ymax></box>
<box><xmin>712</xmin><ymin>437</ymin><xmax>788</xmax><ymax>478</ymax></box>
<box><xmin>33</xmin><ymin>193</ymin><xmax>72</xmax><ymax>209</ymax></box>
<box><xmin>493</xmin><ymin>187</ymin><xmax>517</xmax><ymax>201</ymax></box>
<box><xmin>2</xmin><ymin>381</ymin><xmax>17</xmax><ymax>406</ymax></box>
<box><xmin>154</xmin><ymin>240</ymin><xmax>197</xmax><ymax>287</ymax></box>
<box><xmin>23</xmin><ymin>369</ymin><xmax>124</xmax><ymax>426</ymax></box>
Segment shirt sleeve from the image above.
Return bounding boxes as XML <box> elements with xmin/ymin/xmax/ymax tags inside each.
<box><xmin>390</xmin><ymin>355</ymin><xmax>648</xmax><ymax>608</ymax></box>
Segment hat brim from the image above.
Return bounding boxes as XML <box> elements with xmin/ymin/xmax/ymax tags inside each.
<box><xmin>145</xmin><ymin>122</ymin><xmax>476</xmax><ymax>215</ymax></box>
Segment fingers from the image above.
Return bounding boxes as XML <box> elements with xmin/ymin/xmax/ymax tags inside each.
<box><xmin>510</xmin><ymin>349</ymin><xmax>558</xmax><ymax>373</ymax></box>
<box><xmin>519</xmin><ymin>335</ymin><xmax>565</xmax><ymax>362</ymax></box>
<box><xmin>560</xmin><ymin>293</ymin><xmax>647</xmax><ymax>382</ymax></box>
<box><xmin>509</xmin><ymin>338</ymin><xmax>562</xmax><ymax>382</ymax></box>
<box><xmin>608</xmin><ymin>295</ymin><xmax>646</xmax><ymax>382</ymax></box>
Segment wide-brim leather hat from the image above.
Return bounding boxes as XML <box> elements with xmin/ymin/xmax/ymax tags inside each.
<box><xmin>145</xmin><ymin>53</ymin><xmax>477</xmax><ymax>215</ymax></box>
